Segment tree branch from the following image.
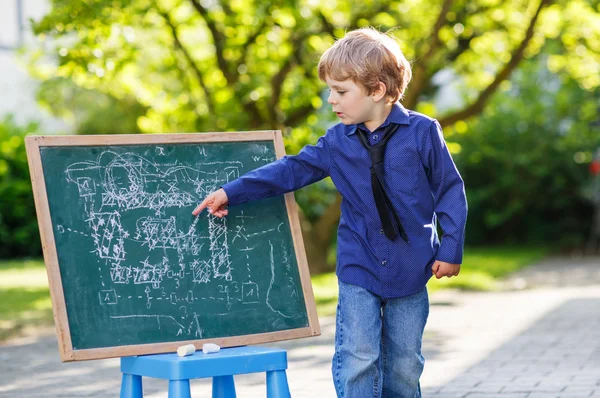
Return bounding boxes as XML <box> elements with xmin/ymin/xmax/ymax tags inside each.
<box><xmin>242</xmin><ymin>100</ymin><xmax>265</xmax><ymax>128</ymax></box>
<box><xmin>237</xmin><ymin>16</ymin><xmax>269</xmax><ymax>75</ymax></box>
<box><xmin>267</xmin><ymin>30</ymin><xmax>314</xmax><ymax>126</ymax></box>
<box><xmin>189</xmin><ymin>0</ymin><xmax>236</xmax><ymax>83</ymax></box>
<box><xmin>268</xmin><ymin>57</ymin><xmax>294</xmax><ymax>125</ymax></box>
<box><xmin>319</xmin><ymin>3</ymin><xmax>393</xmax><ymax>39</ymax></box>
<box><xmin>405</xmin><ymin>33</ymin><xmax>481</xmax><ymax>103</ymax></box>
<box><xmin>317</xmin><ymin>10</ymin><xmax>335</xmax><ymax>37</ymax></box>
<box><xmin>218</xmin><ymin>0</ymin><xmax>232</xmax><ymax>16</ymax></box>
<box><xmin>314</xmin><ymin>192</ymin><xmax>342</xmax><ymax>243</ymax></box>
<box><xmin>446</xmin><ymin>34</ymin><xmax>478</xmax><ymax>63</ymax></box>
<box><xmin>438</xmin><ymin>0</ymin><xmax>553</xmax><ymax>128</ymax></box>
<box><xmin>404</xmin><ymin>0</ymin><xmax>455</xmax><ymax>109</ymax></box>
<box><xmin>349</xmin><ymin>3</ymin><xmax>391</xmax><ymax>29</ymax></box>
<box><xmin>157</xmin><ymin>8</ymin><xmax>215</xmax><ymax>114</ymax></box>
<box><xmin>286</xmin><ymin>103</ymin><xmax>315</xmax><ymax>127</ymax></box>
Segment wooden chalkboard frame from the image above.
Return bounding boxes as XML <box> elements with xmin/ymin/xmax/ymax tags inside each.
<box><xmin>25</xmin><ymin>131</ymin><xmax>320</xmax><ymax>362</ymax></box>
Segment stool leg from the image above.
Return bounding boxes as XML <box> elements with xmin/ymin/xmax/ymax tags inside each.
<box><xmin>212</xmin><ymin>375</ymin><xmax>236</xmax><ymax>398</ymax></box>
<box><xmin>120</xmin><ymin>373</ymin><xmax>143</xmax><ymax>398</ymax></box>
<box><xmin>266</xmin><ymin>370</ymin><xmax>290</xmax><ymax>398</ymax></box>
<box><xmin>168</xmin><ymin>379</ymin><xmax>191</xmax><ymax>398</ymax></box>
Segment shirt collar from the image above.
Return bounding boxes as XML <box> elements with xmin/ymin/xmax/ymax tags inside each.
<box><xmin>346</xmin><ymin>102</ymin><xmax>410</xmax><ymax>136</ymax></box>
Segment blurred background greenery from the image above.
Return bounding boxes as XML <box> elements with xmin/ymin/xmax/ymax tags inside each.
<box><xmin>1</xmin><ymin>0</ymin><xmax>599</xmax><ymax>331</ymax></box>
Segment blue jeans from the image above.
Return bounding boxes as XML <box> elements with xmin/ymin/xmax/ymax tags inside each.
<box><xmin>332</xmin><ymin>281</ymin><xmax>429</xmax><ymax>398</ymax></box>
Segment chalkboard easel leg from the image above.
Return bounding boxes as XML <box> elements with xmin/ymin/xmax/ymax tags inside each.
<box><xmin>212</xmin><ymin>375</ymin><xmax>236</xmax><ymax>398</ymax></box>
<box><xmin>120</xmin><ymin>373</ymin><xmax>143</xmax><ymax>398</ymax></box>
<box><xmin>266</xmin><ymin>370</ymin><xmax>291</xmax><ymax>398</ymax></box>
<box><xmin>168</xmin><ymin>379</ymin><xmax>191</xmax><ymax>398</ymax></box>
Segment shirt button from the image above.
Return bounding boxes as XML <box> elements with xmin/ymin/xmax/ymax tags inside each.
<box><xmin>372</xmin><ymin>134</ymin><xmax>378</xmax><ymax>141</ymax></box>
<box><xmin>381</xmin><ymin>260</ymin><xmax>387</xmax><ymax>266</ymax></box>
<box><xmin>379</xmin><ymin>229</ymin><xmax>385</xmax><ymax>235</ymax></box>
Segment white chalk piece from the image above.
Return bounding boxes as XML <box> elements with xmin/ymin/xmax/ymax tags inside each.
<box><xmin>177</xmin><ymin>344</ymin><xmax>196</xmax><ymax>357</ymax></box>
<box><xmin>202</xmin><ymin>343</ymin><xmax>220</xmax><ymax>354</ymax></box>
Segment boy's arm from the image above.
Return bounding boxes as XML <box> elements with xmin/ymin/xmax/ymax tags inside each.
<box><xmin>221</xmin><ymin>133</ymin><xmax>331</xmax><ymax>207</ymax></box>
<box><xmin>421</xmin><ymin>120</ymin><xmax>468</xmax><ymax>265</ymax></box>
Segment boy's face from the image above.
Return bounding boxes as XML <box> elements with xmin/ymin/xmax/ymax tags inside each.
<box><xmin>325</xmin><ymin>77</ymin><xmax>378</xmax><ymax>126</ymax></box>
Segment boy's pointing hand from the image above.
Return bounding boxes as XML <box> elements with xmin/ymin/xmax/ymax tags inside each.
<box><xmin>192</xmin><ymin>188</ymin><xmax>229</xmax><ymax>218</ymax></box>
<box><xmin>432</xmin><ymin>260</ymin><xmax>460</xmax><ymax>279</ymax></box>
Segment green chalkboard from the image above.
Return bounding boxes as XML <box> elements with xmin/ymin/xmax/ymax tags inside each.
<box><xmin>26</xmin><ymin>132</ymin><xmax>319</xmax><ymax>361</ymax></box>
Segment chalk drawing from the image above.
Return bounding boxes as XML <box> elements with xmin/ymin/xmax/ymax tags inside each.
<box><xmin>56</xmin><ymin>146</ymin><xmax>301</xmax><ymax>337</ymax></box>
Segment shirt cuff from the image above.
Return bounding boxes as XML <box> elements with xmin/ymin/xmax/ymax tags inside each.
<box><xmin>437</xmin><ymin>237</ymin><xmax>464</xmax><ymax>264</ymax></box>
<box><xmin>221</xmin><ymin>179</ymin><xmax>246</xmax><ymax>207</ymax></box>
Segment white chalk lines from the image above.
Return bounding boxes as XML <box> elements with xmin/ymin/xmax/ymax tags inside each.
<box><xmin>53</xmin><ymin>147</ymin><xmax>301</xmax><ymax>338</ymax></box>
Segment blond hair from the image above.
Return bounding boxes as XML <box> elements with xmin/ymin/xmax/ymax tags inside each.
<box><xmin>318</xmin><ymin>28</ymin><xmax>412</xmax><ymax>102</ymax></box>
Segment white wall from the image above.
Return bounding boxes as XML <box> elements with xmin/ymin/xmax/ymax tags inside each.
<box><xmin>0</xmin><ymin>0</ymin><xmax>70</xmax><ymax>133</ymax></box>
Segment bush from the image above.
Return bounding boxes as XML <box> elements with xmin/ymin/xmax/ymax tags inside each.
<box><xmin>0</xmin><ymin>116</ymin><xmax>41</xmax><ymax>258</ymax></box>
<box><xmin>451</xmin><ymin>60</ymin><xmax>600</xmax><ymax>248</ymax></box>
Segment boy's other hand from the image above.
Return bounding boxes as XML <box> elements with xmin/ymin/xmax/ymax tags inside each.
<box><xmin>192</xmin><ymin>188</ymin><xmax>229</xmax><ymax>218</ymax></box>
<box><xmin>432</xmin><ymin>260</ymin><xmax>460</xmax><ymax>279</ymax></box>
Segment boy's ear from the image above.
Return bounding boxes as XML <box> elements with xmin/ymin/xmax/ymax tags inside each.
<box><xmin>371</xmin><ymin>81</ymin><xmax>387</xmax><ymax>103</ymax></box>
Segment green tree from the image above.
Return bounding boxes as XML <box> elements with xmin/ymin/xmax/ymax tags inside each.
<box><xmin>0</xmin><ymin>116</ymin><xmax>40</xmax><ymax>258</ymax></box>
<box><xmin>28</xmin><ymin>0</ymin><xmax>600</xmax><ymax>272</ymax></box>
<box><xmin>451</xmin><ymin>51</ymin><xmax>600</xmax><ymax>248</ymax></box>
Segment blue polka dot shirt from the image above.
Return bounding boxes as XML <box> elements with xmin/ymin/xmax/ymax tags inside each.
<box><xmin>222</xmin><ymin>103</ymin><xmax>468</xmax><ymax>298</ymax></box>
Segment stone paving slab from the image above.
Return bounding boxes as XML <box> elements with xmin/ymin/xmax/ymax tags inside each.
<box><xmin>500</xmin><ymin>257</ymin><xmax>600</xmax><ymax>290</ymax></box>
<box><xmin>421</xmin><ymin>286</ymin><xmax>600</xmax><ymax>398</ymax></box>
<box><xmin>1</xmin><ymin>259</ymin><xmax>600</xmax><ymax>397</ymax></box>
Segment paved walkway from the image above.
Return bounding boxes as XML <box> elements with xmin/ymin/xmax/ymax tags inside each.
<box><xmin>1</xmin><ymin>256</ymin><xmax>599</xmax><ymax>397</ymax></box>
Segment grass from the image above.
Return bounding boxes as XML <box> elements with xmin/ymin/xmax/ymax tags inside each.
<box><xmin>427</xmin><ymin>246</ymin><xmax>549</xmax><ymax>292</ymax></box>
<box><xmin>0</xmin><ymin>258</ymin><xmax>53</xmax><ymax>341</ymax></box>
<box><xmin>0</xmin><ymin>246</ymin><xmax>548</xmax><ymax>340</ymax></box>
<box><xmin>312</xmin><ymin>246</ymin><xmax>549</xmax><ymax>316</ymax></box>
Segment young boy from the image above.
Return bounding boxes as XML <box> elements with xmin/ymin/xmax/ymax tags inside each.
<box><xmin>193</xmin><ymin>28</ymin><xmax>467</xmax><ymax>398</ymax></box>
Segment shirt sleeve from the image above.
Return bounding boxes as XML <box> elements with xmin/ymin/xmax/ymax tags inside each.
<box><xmin>221</xmin><ymin>132</ymin><xmax>331</xmax><ymax>207</ymax></box>
<box><xmin>421</xmin><ymin>120</ymin><xmax>468</xmax><ymax>264</ymax></box>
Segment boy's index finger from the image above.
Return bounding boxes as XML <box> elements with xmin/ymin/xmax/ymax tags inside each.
<box><xmin>192</xmin><ymin>197</ymin><xmax>209</xmax><ymax>216</ymax></box>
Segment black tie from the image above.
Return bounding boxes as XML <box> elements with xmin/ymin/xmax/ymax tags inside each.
<box><xmin>356</xmin><ymin>123</ymin><xmax>409</xmax><ymax>243</ymax></box>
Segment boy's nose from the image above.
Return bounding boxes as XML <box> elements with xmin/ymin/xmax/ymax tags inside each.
<box><xmin>327</xmin><ymin>95</ymin><xmax>336</xmax><ymax>105</ymax></box>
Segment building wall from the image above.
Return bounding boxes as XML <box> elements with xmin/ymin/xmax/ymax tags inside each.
<box><xmin>0</xmin><ymin>0</ymin><xmax>70</xmax><ymax>133</ymax></box>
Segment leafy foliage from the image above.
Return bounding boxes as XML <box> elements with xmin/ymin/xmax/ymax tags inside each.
<box><xmin>14</xmin><ymin>0</ymin><xmax>600</xmax><ymax>269</ymax></box>
<box><xmin>451</xmin><ymin>55</ymin><xmax>600</xmax><ymax>247</ymax></box>
<box><xmin>27</xmin><ymin>0</ymin><xmax>600</xmax><ymax>134</ymax></box>
<box><xmin>0</xmin><ymin>117</ymin><xmax>40</xmax><ymax>258</ymax></box>
<box><xmin>36</xmin><ymin>77</ymin><xmax>146</xmax><ymax>135</ymax></box>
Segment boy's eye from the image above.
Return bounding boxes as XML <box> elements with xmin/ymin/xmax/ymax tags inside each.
<box><xmin>337</xmin><ymin>91</ymin><xmax>346</xmax><ymax>95</ymax></box>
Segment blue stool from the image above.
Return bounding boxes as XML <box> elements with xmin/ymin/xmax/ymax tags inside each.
<box><xmin>120</xmin><ymin>346</ymin><xmax>291</xmax><ymax>398</ymax></box>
